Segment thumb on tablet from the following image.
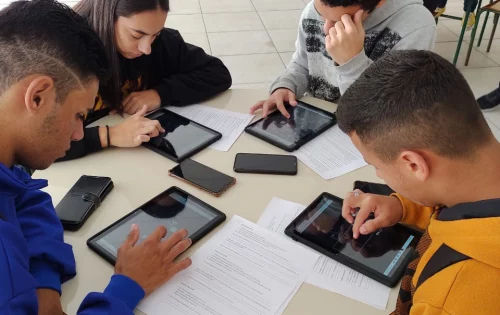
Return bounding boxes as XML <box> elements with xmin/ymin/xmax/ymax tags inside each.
<box><xmin>134</xmin><ymin>134</ymin><xmax>150</xmax><ymax>146</ymax></box>
<box><xmin>134</xmin><ymin>105</ymin><xmax>148</xmax><ymax>117</ymax></box>
<box><xmin>288</xmin><ymin>91</ymin><xmax>298</xmax><ymax>106</ymax></box>
<box><xmin>359</xmin><ymin>216</ymin><xmax>384</xmax><ymax>236</ymax></box>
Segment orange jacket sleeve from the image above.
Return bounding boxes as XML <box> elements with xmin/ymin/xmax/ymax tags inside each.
<box><xmin>410</xmin><ymin>303</ymin><xmax>451</xmax><ymax>315</ymax></box>
<box><xmin>392</xmin><ymin>194</ymin><xmax>437</xmax><ymax>230</ymax></box>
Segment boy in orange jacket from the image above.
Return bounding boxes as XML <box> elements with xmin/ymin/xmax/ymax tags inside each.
<box><xmin>337</xmin><ymin>50</ymin><xmax>500</xmax><ymax>315</ymax></box>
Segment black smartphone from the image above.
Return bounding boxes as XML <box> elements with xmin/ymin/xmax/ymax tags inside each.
<box><xmin>353</xmin><ymin>181</ymin><xmax>394</xmax><ymax>196</ymax></box>
<box><xmin>168</xmin><ymin>159</ymin><xmax>236</xmax><ymax>197</ymax></box>
<box><xmin>233</xmin><ymin>153</ymin><xmax>298</xmax><ymax>175</ymax></box>
<box><xmin>56</xmin><ymin>175</ymin><xmax>114</xmax><ymax>231</ymax></box>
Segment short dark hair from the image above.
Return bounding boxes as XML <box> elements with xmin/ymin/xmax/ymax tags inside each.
<box><xmin>75</xmin><ymin>0</ymin><xmax>170</xmax><ymax>113</ymax></box>
<box><xmin>0</xmin><ymin>0</ymin><xmax>108</xmax><ymax>102</ymax></box>
<box><xmin>337</xmin><ymin>50</ymin><xmax>493</xmax><ymax>162</ymax></box>
<box><xmin>320</xmin><ymin>0</ymin><xmax>383</xmax><ymax>12</ymax></box>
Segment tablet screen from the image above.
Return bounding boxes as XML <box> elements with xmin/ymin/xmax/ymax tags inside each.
<box><xmin>92</xmin><ymin>189</ymin><xmax>221</xmax><ymax>260</ymax></box>
<box><xmin>293</xmin><ymin>195</ymin><xmax>418</xmax><ymax>278</ymax></box>
<box><xmin>146</xmin><ymin>109</ymin><xmax>220</xmax><ymax>160</ymax></box>
<box><xmin>247</xmin><ymin>102</ymin><xmax>335</xmax><ymax>149</ymax></box>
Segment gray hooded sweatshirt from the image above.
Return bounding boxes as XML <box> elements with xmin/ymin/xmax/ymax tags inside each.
<box><xmin>270</xmin><ymin>0</ymin><xmax>437</xmax><ymax>102</ymax></box>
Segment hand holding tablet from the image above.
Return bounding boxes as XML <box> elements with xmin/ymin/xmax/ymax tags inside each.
<box><xmin>245</xmin><ymin>101</ymin><xmax>336</xmax><ymax>152</ymax></box>
<box><xmin>342</xmin><ymin>191</ymin><xmax>404</xmax><ymax>239</ymax></box>
<box><xmin>143</xmin><ymin>108</ymin><xmax>222</xmax><ymax>162</ymax></box>
<box><xmin>88</xmin><ymin>187</ymin><xmax>226</xmax><ymax>265</ymax></box>
<box><xmin>285</xmin><ymin>192</ymin><xmax>421</xmax><ymax>287</ymax></box>
<box><xmin>114</xmin><ymin>225</ymin><xmax>192</xmax><ymax>296</ymax></box>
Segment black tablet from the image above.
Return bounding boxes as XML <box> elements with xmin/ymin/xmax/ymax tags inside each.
<box><xmin>143</xmin><ymin>108</ymin><xmax>222</xmax><ymax>162</ymax></box>
<box><xmin>285</xmin><ymin>193</ymin><xmax>421</xmax><ymax>287</ymax></box>
<box><xmin>88</xmin><ymin>186</ymin><xmax>226</xmax><ymax>265</ymax></box>
<box><xmin>245</xmin><ymin>101</ymin><xmax>336</xmax><ymax>152</ymax></box>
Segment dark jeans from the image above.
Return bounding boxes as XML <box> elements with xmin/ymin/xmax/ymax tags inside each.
<box><xmin>434</xmin><ymin>0</ymin><xmax>479</xmax><ymax>11</ymax></box>
<box><xmin>424</xmin><ymin>0</ymin><xmax>440</xmax><ymax>12</ymax></box>
<box><xmin>464</xmin><ymin>0</ymin><xmax>479</xmax><ymax>11</ymax></box>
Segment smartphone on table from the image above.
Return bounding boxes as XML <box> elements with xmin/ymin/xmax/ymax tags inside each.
<box><xmin>233</xmin><ymin>153</ymin><xmax>298</xmax><ymax>175</ymax></box>
<box><xmin>56</xmin><ymin>175</ymin><xmax>114</xmax><ymax>231</ymax></box>
<box><xmin>168</xmin><ymin>159</ymin><xmax>236</xmax><ymax>197</ymax></box>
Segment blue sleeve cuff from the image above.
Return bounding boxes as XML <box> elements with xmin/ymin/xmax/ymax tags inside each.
<box><xmin>103</xmin><ymin>275</ymin><xmax>145</xmax><ymax>311</ymax></box>
<box><xmin>29</xmin><ymin>259</ymin><xmax>62</xmax><ymax>294</ymax></box>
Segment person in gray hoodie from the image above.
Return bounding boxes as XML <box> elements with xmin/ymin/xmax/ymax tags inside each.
<box><xmin>251</xmin><ymin>0</ymin><xmax>437</xmax><ymax>118</ymax></box>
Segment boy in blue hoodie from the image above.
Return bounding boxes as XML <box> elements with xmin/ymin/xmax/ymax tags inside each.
<box><xmin>0</xmin><ymin>1</ymin><xmax>192</xmax><ymax>314</ymax></box>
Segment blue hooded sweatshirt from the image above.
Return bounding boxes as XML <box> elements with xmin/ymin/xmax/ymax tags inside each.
<box><xmin>0</xmin><ymin>163</ymin><xmax>145</xmax><ymax>314</ymax></box>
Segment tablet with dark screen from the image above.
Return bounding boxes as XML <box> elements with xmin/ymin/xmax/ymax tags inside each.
<box><xmin>245</xmin><ymin>101</ymin><xmax>336</xmax><ymax>152</ymax></box>
<box><xmin>143</xmin><ymin>108</ymin><xmax>222</xmax><ymax>162</ymax></box>
<box><xmin>285</xmin><ymin>193</ymin><xmax>421</xmax><ymax>287</ymax></box>
<box><xmin>88</xmin><ymin>186</ymin><xmax>225</xmax><ymax>265</ymax></box>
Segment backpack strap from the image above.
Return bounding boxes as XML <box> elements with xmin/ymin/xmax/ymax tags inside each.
<box><xmin>416</xmin><ymin>244</ymin><xmax>470</xmax><ymax>288</ymax></box>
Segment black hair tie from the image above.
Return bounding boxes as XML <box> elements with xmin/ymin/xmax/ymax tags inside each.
<box><xmin>106</xmin><ymin>125</ymin><xmax>111</xmax><ymax>148</ymax></box>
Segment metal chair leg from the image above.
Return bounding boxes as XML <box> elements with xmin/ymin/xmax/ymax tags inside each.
<box><xmin>478</xmin><ymin>11</ymin><xmax>490</xmax><ymax>46</ymax></box>
<box><xmin>487</xmin><ymin>14</ymin><xmax>499</xmax><ymax>52</ymax></box>
<box><xmin>475</xmin><ymin>1</ymin><xmax>485</xmax><ymax>19</ymax></box>
<box><xmin>478</xmin><ymin>0</ymin><xmax>494</xmax><ymax>46</ymax></box>
<box><xmin>466</xmin><ymin>11</ymin><xmax>484</xmax><ymax>66</ymax></box>
<box><xmin>455</xmin><ymin>1</ymin><xmax>477</xmax><ymax>65</ymax></box>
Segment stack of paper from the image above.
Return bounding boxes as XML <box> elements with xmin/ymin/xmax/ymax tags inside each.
<box><xmin>168</xmin><ymin>105</ymin><xmax>254</xmax><ymax>152</ymax></box>
<box><xmin>257</xmin><ymin>197</ymin><xmax>391</xmax><ymax>310</ymax></box>
<box><xmin>138</xmin><ymin>215</ymin><xmax>319</xmax><ymax>315</ymax></box>
<box><xmin>294</xmin><ymin>126</ymin><xmax>367</xmax><ymax>180</ymax></box>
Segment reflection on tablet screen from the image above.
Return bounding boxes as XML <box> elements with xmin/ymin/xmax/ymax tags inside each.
<box><xmin>95</xmin><ymin>192</ymin><xmax>217</xmax><ymax>258</ymax></box>
<box><xmin>251</xmin><ymin>103</ymin><xmax>334</xmax><ymax>146</ymax></box>
<box><xmin>295</xmin><ymin>196</ymin><xmax>416</xmax><ymax>278</ymax></box>
<box><xmin>147</xmin><ymin>110</ymin><xmax>218</xmax><ymax>159</ymax></box>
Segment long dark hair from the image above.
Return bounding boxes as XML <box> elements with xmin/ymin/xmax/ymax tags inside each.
<box><xmin>74</xmin><ymin>0</ymin><xmax>169</xmax><ymax>113</ymax></box>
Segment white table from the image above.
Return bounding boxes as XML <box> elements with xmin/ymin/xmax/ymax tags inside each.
<box><xmin>34</xmin><ymin>89</ymin><xmax>398</xmax><ymax>315</ymax></box>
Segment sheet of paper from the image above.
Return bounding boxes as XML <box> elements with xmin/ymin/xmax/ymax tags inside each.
<box><xmin>277</xmin><ymin>284</ymin><xmax>301</xmax><ymax>315</ymax></box>
<box><xmin>294</xmin><ymin>125</ymin><xmax>367</xmax><ymax>180</ymax></box>
<box><xmin>257</xmin><ymin>198</ymin><xmax>308</xmax><ymax>314</ymax></box>
<box><xmin>306</xmin><ymin>256</ymin><xmax>390</xmax><ymax>310</ymax></box>
<box><xmin>138</xmin><ymin>215</ymin><xmax>319</xmax><ymax>315</ymax></box>
<box><xmin>257</xmin><ymin>197</ymin><xmax>306</xmax><ymax>234</ymax></box>
<box><xmin>168</xmin><ymin>105</ymin><xmax>254</xmax><ymax>151</ymax></box>
<box><xmin>257</xmin><ymin>197</ymin><xmax>391</xmax><ymax>310</ymax></box>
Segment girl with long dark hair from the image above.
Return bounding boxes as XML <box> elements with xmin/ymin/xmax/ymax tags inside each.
<box><xmin>61</xmin><ymin>0</ymin><xmax>232</xmax><ymax>160</ymax></box>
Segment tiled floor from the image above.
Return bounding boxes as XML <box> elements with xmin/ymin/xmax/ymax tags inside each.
<box><xmin>1</xmin><ymin>0</ymin><xmax>499</xmax><ymax>130</ymax></box>
<box><xmin>164</xmin><ymin>0</ymin><xmax>500</xmax><ymax>132</ymax></box>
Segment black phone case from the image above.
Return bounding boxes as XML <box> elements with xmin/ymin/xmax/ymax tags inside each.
<box><xmin>353</xmin><ymin>181</ymin><xmax>395</xmax><ymax>196</ymax></box>
<box><xmin>87</xmin><ymin>186</ymin><xmax>226</xmax><ymax>265</ymax></box>
<box><xmin>56</xmin><ymin>176</ymin><xmax>114</xmax><ymax>231</ymax></box>
<box><xmin>284</xmin><ymin>192</ymin><xmax>422</xmax><ymax>287</ymax></box>
<box><xmin>233</xmin><ymin>153</ymin><xmax>298</xmax><ymax>175</ymax></box>
<box><xmin>245</xmin><ymin>101</ymin><xmax>337</xmax><ymax>152</ymax></box>
<box><xmin>142</xmin><ymin>108</ymin><xmax>222</xmax><ymax>162</ymax></box>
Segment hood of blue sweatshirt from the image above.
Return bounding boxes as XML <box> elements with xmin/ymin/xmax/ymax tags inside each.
<box><xmin>0</xmin><ymin>164</ymin><xmax>47</xmax><ymax>221</ymax></box>
<box><xmin>0</xmin><ymin>163</ymin><xmax>144</xmax><ymax>315</ymax></box>
<box><xmin>0</xmin><ymin>164</ymin><xmax>46</xmax><ymax>194</ymax></box>
<box><xmin>0</xmin><ymin>162</ymin><xmax>77</xmax><ymax>298</ymax></box>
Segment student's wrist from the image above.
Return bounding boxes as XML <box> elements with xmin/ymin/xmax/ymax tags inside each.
<box><xmin>390</xmin><ymin>194</ymin><xmax>405</xmax><ymax>223</ymax></box>
<box><xmin>98</xmin><ymin>126</ymin><xmax>110</xmax><ymax>148</ymax></box>
<box><xmin>392</xmin><ymin>195</ymin><xmax>404</xmax><ymax>222</ymax></box>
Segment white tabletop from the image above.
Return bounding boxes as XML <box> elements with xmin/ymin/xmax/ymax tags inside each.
<box><xmin>34</xmin><ymin>89</ymin><xmax>398</xmax><ymax>315</ymax></box>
